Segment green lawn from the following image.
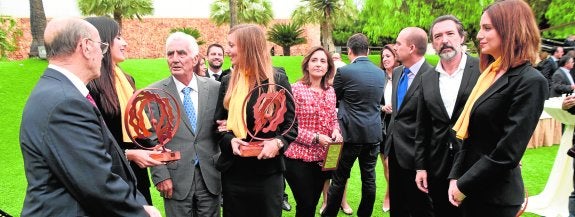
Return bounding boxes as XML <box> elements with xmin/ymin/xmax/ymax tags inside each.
<box><xmin>0</xmin><ymin>56</ymin><xmax>554</xmax><ymax>216</ymax></box>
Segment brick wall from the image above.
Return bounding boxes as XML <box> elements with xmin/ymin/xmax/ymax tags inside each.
<box><xmin>8</xmin><ymin>18</ymin><xmax>321</xmax><ymax>60</ymax></box>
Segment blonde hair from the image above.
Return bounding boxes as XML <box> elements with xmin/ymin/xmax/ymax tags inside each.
<box><xmin>223</xmin><ymin>24</ymin><xmax>275</xmax><ymax>109</ymax></box>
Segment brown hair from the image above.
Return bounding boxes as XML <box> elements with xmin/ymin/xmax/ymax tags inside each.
<box><xmin>379</xmin><ymin>44</ymin><xmax>400</xmax><ymax>72</ymax></box>
<box><xmin>479</xmin><ymin>0</ymin><xmax>540</xmax><ymax>71</ymax></box>
<box><xmin>300</xmin><ymin>46</ymin><xmax>335</xmax><ymax>89</ymax></box>
<box><xmin>223</xmin><ymin>24</ymin><xmax>275</xmax><ymax>109</ymax></box>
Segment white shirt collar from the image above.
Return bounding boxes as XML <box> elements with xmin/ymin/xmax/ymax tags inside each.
<box><xmin>406</xmin><ymin>57</ymin><xmax>426</xmax><ymax>75</ymax></box>
<box><xmin>436</xmin><ymin>53</ymin><xmax>468</xmax><ymax>76</ymax></box>
<box><xmin>48</xmin><ymin>64</ymin><xmax>89</xmax><ymax>97</ymax></box>
<box><xmin>173</xmin><ymin>73</ymin><xmax>199</xmax><ymax>93</ymax></box>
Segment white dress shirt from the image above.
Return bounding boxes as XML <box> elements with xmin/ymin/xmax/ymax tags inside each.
<box><xmin>436</xmin><ymin>54</ymin><xmax>468</xmax><ymax>118</ymax></box>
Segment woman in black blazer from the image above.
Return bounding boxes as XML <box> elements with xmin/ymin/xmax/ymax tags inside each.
<box><xmin>448</xmin><ymin>1</ymin><xmax>548</xmax><ymax>216</ymax></box>
<box><xmin>215</xmin><ymin>24</ymin><xmax>297</xmax><ymax>217</ymax></box>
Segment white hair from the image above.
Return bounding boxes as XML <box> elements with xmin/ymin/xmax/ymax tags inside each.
<box><xmin>165</xmin><ymin>32</ymin><xmax>199</xmax><ymax>57</ymax></box>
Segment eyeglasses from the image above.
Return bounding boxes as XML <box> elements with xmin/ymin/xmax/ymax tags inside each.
<box><xmin>87</xmin><ymin>38</ymin><xmax>109</xmax><ymax>54</ymax></box>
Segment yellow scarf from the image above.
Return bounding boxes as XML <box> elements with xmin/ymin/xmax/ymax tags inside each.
<box><xmin>453</xmin><ymin>57</ymin><xmax>502</xmax><ymax>140</ymax></box>
<box><xmin>114</xmin><ymin>66</ymin><xmax>150</xmax><ymax>142</ymax></box>
<box><xmin>227</xmin><ymin>71</ymin><xmax>249</xmax><ymax>139</ymax></box>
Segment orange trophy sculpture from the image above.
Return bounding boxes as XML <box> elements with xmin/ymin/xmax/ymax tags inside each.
<box><xmin>124</xmin><ymin>88</ymin><xmax>181</xmax><ymax>161</ymax></box>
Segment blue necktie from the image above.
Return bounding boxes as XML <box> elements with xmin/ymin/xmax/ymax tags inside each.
<box><xmin>396</xmin><ymin>68</ymin><xmax>410</xmax><ymax>111</ymax></box>
<box><xmin>182</xmin><ymin>87</ymin><xmax>197</xmax><ymax>133</ymax></box>
<box><xmin>182</xmin><ymin>87</ymin><xmax>199</xmax><ymax>165</ymax></box>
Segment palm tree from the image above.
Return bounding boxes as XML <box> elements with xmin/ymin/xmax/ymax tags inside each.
<box><xmin>291</xmin><ymin>0</ymin><xmax>357</xmax><ymax>52</ymax></box>
<box><xmin>210</xmin><ymin>0</ymin><xmax>273</xmax><ymax>27</ymax></box>
<box><xmin>29</xmin><ymin>0</ymin><xmax>47</xmax><ymax>58</ymax></box>
<box><xmin>77</xmin><ymin>0</ymin><xmax>154</xmax><ymax>29</ymax></box>
<box><xmin>267</xmin><ymin>22</ymin><xmax>306</xmax><ymax>56</ymax></box>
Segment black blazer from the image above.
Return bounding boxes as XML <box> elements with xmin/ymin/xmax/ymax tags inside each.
<box><xmin>20</xmin><ymin>68</ymin><xmax>147</xmax><ymax>216</ymax></box>
<box><xmin>384</xmin><ymin>60</ymin><xmax>434</xmax><ymax>170</ymax></box>
<box><xmin>333</xmin><ymin>56</ymin><xmax>385</xmax><ymax>144</ymax></box>
<box><xmin>550</xmin><ymin>68</ymin><xmax>574</xmax><ymax>97</ymax></box>
<box><xmin>414</xmin><ymin>55</ymin><xmax>480</xmax><ymax>178</ymax></box>
<box><xmin>214</xmin><ymin>71</ymin><xmax>298</xmax><ymax>175</ymax></box>
<box><xmin>448</xmin><ymin>63</ymin><xmax>548</xmax><ymax>206</ymax></box>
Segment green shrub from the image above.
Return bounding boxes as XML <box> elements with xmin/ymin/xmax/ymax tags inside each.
<box><xmin>169</xmin><ymin>27</ymin><xmax>205</xmax><ymax>45</ymax></box>
<box><xmin>0</xmin><ymin>16</ymin><xmax>23</xmax><ymax>59</ymax></box>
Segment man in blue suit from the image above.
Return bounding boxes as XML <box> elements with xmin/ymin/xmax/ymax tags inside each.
<box><xmin>321</xmin><ymin>33</ymin><xmax>385</xmax><ymax>217</ymax></box>
<box><xmin>19</xmin><ymin>17</ymin><xmax>160</xmax><ymax>217</ymax></box>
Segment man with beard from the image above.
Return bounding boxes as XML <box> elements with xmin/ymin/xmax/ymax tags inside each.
<box><xmin>413</xmin><ymin>15</ymin><xmax>480</xmax><ymax>217</ymax></box>
<box><xmin>206</xmin><ymin>43</ymin><xmax>225</xmax><ymax>81</ymax></box>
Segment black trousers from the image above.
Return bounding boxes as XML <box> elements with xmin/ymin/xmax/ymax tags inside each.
<box><xmin>322</xmin><ymin>143</ymin><xmax>379</xmax><ymax>217</ymax></box>
<box><xmin>285</xmin><ymin>158</ymin><xmax>325</xmax><ymax>217</ymax></box>
<box><xmin>222</xmin><ymin>171</ymin><xmax>283</xmax><ymax>217</ymax></box>
<box><xmin>388</xmin><ymin>146</ymin><xmax>434</xmax><ymax>217</ymax></box>
<box><xmin>428</xmin><ymin>176</ymin><xmax>460</xmax><ymax>217</ymax></box>
<box><xmin>460</xmin><ymin>197</ymin><xmax>521</xmax><ymax>217</ymax></box>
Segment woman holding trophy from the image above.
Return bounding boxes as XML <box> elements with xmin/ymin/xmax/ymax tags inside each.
<box><xmin>214</xmin><ymin>24</ymin><xmax>298</xmax><ymax>217</ymax></box>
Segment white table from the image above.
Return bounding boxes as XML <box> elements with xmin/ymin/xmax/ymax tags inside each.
<box><xmin>526</xmin><ymin>99</ymin><xmax>574</xmax><ymax>217</ymax></box>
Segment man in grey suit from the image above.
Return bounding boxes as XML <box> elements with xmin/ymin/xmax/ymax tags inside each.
<box><xmin>414</xmin><ymin>15</ymin><xmax>480</xmax><ymax>217</ymax></box>
<box><xmin>384</xmin><ymin>27</ymin><xmax>434</xmax><ymax>217</ymax></box>
<box><xmin>19</xmin><ymin>17</ymin><xmax>160</xmax><ymax>217</ymax></box>
<box><xmin>550</xmin><ymin>55</ymin><xmax>575</xmax><ymax>97</ymax></box>
<box><xmin>321</xmin><ymin>33</ymin><xmax>385</xmax><ymax>217</ymax></box>
<box><xmin>150</xmin><ymin>32</ymin><xmax>221</xmax><ymax>217</ymax></box>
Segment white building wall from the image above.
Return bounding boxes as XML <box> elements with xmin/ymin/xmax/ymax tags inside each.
<box><xmin>0</xmin><ymin>0</ymin><xmax>300</xmax><ymax>19</ymax></box>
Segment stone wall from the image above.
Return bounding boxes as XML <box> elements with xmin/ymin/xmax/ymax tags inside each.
<box><xmin>7</xmin><ymin>18</ymin><xmax>321</xmax><ymax>60</ymax></box>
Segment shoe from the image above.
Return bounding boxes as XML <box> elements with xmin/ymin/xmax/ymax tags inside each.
<box><xmin>281</xmin><ymin>198</ymin><xmax>291</xmax><ymax>211</ymax></box>
<box><xmin>382</xmin><ymin>206</ymin><xmax>390</xmax><ymax>212</ymax></box>
<box><xmin>340</xmin><ymin>205</ymin><xmax>353</xmax><ymax>215</ymax></box>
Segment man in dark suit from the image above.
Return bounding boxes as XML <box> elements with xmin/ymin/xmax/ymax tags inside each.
<box><xmin>150</xmin><ymin>32</ymin><xmax>221</xmax><ymax>217</ymax></box>
<box><xmin>384</xmin><ymin>27</ymin><xmax>434</xmax><ymax>217</ymax></box>
<box><xmin>321</xmin><ymin>33</ymin><xmax>385</xmax><ymax>217</ymax></box>
<box><xmin>550</xmin><ymin>55</ymin><xmax>575</xmax><ymax>97</ymax></box>
<box><xmin>206</xmin><ymin>43</ymin><xmax>225</xmax><ymax>80</ymax></box>
<box><xmin>19</xmin><ymin>17</ymin><xmax>160</xmax><ymax>217</ymax></box>
<box><xmin>540</xmin><ymin>46</ymin><xmax>565</xmax><ymax>91</ymax></box>
<box><xmin>414</xmin><ymin>15</ymin><xmax>480</xmax><ymax>217</ymax></box>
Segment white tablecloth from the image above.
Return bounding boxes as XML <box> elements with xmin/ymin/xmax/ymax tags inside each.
<box><xmin>525</xmin><ymin>101</ymin><xmax>574</xmax><ymax>217</ymax></box>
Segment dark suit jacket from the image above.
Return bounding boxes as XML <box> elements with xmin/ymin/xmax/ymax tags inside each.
<box><xmin>414</xmin><ymin>55</ymin><xmax>480</xmax><ymax>178</ymax></box>
<box><xmin>149</xmin><ymin>75</ymin><xmax>222</xmax><ymax>199</ymax></box>
<box><xmin>448</xmin><ymin>63</ymin><xmax>548</xmax><ymax>206</ymax></box>
<box><xmin>550</xmin><ymin>68</ymin><xmax>574</xmax><ymax>97</ymax></box>
<box><xmin>385</xmin><ymin>60</ymin><xmax>434</xmax><ymax>170</ymax></box>
<box><xmin>20</xmin><ymin>68</ymin><xmax>147</xmax><ymax>216</ymax></box>
<box><xmin>88</xmin><ymin>74</ymin><xmax>152</xmax><ymax>203</ymax></box>
<box><xmin>214</xmin><ymin>71</ymin><xmax>298</xmax><ymax>175</ymax></box>
<box><xmin>538</xmin><ymin>57</ymin><xmax>558</xmax><ymax>90</ymax></box>
<box><xmin>333</xmin><ymin>56</ymin><xmax>385</xmax><ymax>144</ymax></box>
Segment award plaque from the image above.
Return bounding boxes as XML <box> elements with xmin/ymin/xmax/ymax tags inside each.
<box><xmin>239</xmin><ymin>83</ymin><xmax>296</xmax><ymax>157</ymax></box>
<box><xmin>124</xmin><ymin>88</ymin><xmax>181</xmax><ymax>162</ymax></box>
<box><xmin>322</xmin><ymin>142</ymin><xmax>343</xmax><ymax>171</ymax></box>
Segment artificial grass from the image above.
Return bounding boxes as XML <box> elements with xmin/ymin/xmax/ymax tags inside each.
<box><xmin>0</xmin><ymin>56</ymin><xmax>554</xmax><ymax>216</ymax></box>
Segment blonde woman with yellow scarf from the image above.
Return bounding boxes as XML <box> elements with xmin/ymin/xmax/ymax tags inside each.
<box><xmin>85</xmin><ymin>17</ymin><xmax>164</xmax><ymax>206</ymax></box>
<box><xmin>214</xmin><ymin>24</ymin><xmax>298</xmax><ymax>217</ymax></box>
<box><xmin>446</xmin><ymin>1</ymin><xmax>548</xmax><ymax>216</ymax></box>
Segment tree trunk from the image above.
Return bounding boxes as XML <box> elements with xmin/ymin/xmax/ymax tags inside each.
<box><xmin>229</xmin><ymin>0</ymin><xmax>238</xmax><ymax>28</ymax></box>
<box><xmin>113</xmin><ymin>10</ymin><xmax>123</xmax><ymax>29</ymax></box>
<box><xmin>321</xmin><ymin>8</ymin><xmax>335</xmax><ymax>53</ymax></box>
<box><xmin>282</xmin><ymin>46</ymin><xmax>290</xmax><ymax>56</ymax></box>
<box><xmin>29</xmin><ymin>0</ymin><xmax>46</xmax><ymax>58</ymax></box>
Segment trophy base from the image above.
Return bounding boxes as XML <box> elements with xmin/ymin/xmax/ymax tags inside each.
<box><xmin>150</xmin><ymin>151</ymin><xmax>181</xmax><ymax>162</ymax></box>
<box><xmin>239</xmin><ymin>141</ymin><xmax>263</xmax><ymax>157</ymax></box>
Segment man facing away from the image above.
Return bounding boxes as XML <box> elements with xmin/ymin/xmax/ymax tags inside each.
<box><xmin>206</xmin><ymin>43</ymin><xmax>225</xmax><ymax>81</ymax></box>
<box><xmin>19</xmin><ymin>17</ymin><xmax>160</xmax><ymax>217</ymax></box>
<box><xmin>150</xmin><ymin>32</ymin><xmax>222</xmax><ymax>217</ymax></box>
<box><xmin>414</xmin><ymin>15</ymin><xmax>480</xmax><ymax>217</ymax></box>
<box><xmin>384</xmin><ymin>27</ymin><xmax>435</xmax><ymax>217</ymax></box>
<box><xmin>321</xmin><ymin>33</ymin><xmax>385</xmax><ymax>217</ymax></box>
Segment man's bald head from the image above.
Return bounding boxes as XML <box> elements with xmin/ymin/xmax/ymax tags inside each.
<box><xmin>44</xmin><ymin>18</ymin><xmax>95</xmax><ymax>59</ymax></box>
<box><xmin>398</xmin><ymin>27</ymin><xmax>428</xmax><ymax>56</ymax></box>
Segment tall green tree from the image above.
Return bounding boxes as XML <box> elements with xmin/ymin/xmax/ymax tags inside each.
<box><xmin>29</xmin><ymin>0</ymin><xmax>47</xmax><ymax>58</ymax></box>
<box><xmin>361</xmin><ymin>0</ymin><xmax>489</xmax><ymax>45</ymax></box>
<box><xmin>291</xmin><ymin>0</ymin><xmax>358</xmax><ymax>52</ymax></box>
<box><xmin>267</xmin><ymin>22</ymin><xmax>306</xmax><ymax>56</ymax></box>
<box><xmin>541</xmin><ymin>1</ymin><xmax>575</xmax><ymax>37</ymax></box>
<box><xmin>210</xmin><ymin>0</ymin><xmax>274</xmax><ymax>27</ymax></box>
<box><xmin>77</xmin><ymin>0</ymin><xmax>154</xmax><ymax>29</ymax></box>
